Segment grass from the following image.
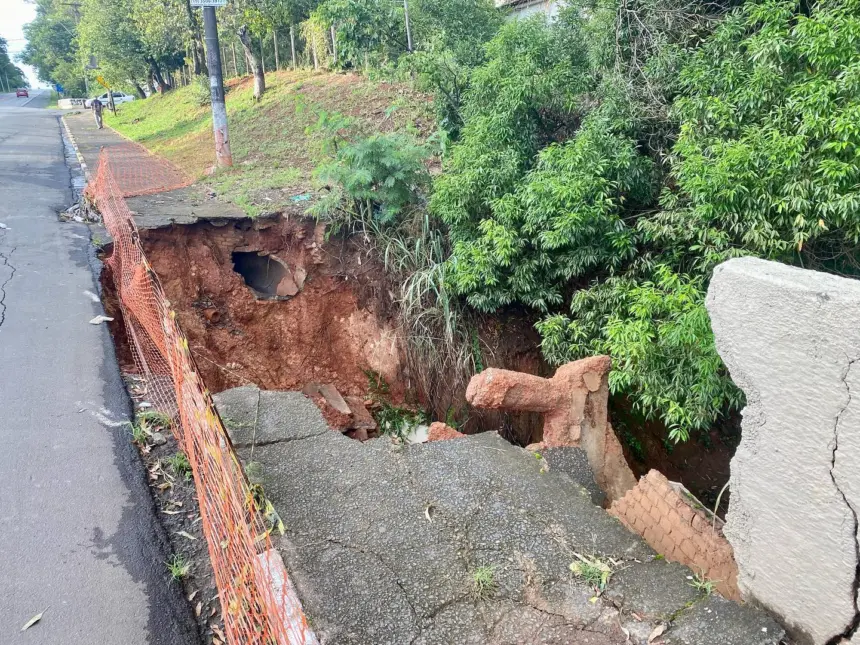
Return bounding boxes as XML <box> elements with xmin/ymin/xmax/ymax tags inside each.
<box><xmin>688</xmin><ymin>572</ymin><xmax>717</xmax><ymax>595</ymax></box>
<box><xmin>166</xmin><ymin>553</ymin><xmax>191</xmax><ymax>581</ymax></box>
<box><xmin>569</xmin><ymin>553</ymin><xmax>615</xmax><ymax>592</ymax></box>
<box><xmin>163</xmin><ymin>451</ymin><xmax>192</xmax><ymax>481</ymax></box>
<box><xmin>103</xmin><ymin>70</ymin><xmax>433</xmax><ymax>217</ymax></box>
<box><xmin>130</xmin><ymin>410</ymin><xmax>173</xmax><ymax>446</ymax></box>
<box><xmin>46</xmin><ymin>90</ymin><xmax>59</xmax><ymax>109</ymax></box>
<box><xmin>471</xmin><ymin>565</ymin><xmax>498</xmax><ymax>600</ymax></box>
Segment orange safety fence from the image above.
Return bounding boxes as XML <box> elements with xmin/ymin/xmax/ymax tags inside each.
<box><xmin>90</xmin><ymin>138</ymin><xmax>192</xmax><ymax>198</ymax></box>
<box><xmin>90</xmin><ymin>148</ymin><xmax>318</xmax><ymax>645</ymax></box>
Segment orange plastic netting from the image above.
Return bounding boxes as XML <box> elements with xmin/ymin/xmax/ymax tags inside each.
<box><xmin>93</xmin><ymin>138</ymin><xmax>192</xmax><ymax>198</ymax></box>
<box><xmin>90</xmin><ymin>149</ymin><xmax>317</xmax><ymax>645</ymax></box>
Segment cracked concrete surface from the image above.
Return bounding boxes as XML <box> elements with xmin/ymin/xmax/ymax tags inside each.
<box><xmin>214</xmin><ymin>385</ymin><xmax>783</xmax><ymax>645</ymax></box>
<box><xmin>708</xmin><ymin>257</ymin><xmax>860</xmax><ymax>645</ymax></box>
<box><xmin>0</xmin><ymin>237</ymin><xmax>16</xmax><ymax>329</ymax></box>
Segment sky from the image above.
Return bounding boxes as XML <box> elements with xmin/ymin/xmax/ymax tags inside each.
<box><xmin>1</xmin><ymin>0</ymin><xmax>43</xmax><ymax>87</ymax></box>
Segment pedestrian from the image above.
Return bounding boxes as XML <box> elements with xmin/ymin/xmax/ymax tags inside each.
<box><xmin>91</xmin><ymin>97</ymin><xmax>104</xmax><ymax>129</ymax></box>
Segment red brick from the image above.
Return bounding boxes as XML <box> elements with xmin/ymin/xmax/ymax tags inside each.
<box><xmin>679</xmin><ymin>539</ymin><xmax>698</xmax><ymax>561</ymax></box>
<box><xmin>660</xmin><ymin>515</ymin><xmax>674</xmax><ymax>534</ymax></box>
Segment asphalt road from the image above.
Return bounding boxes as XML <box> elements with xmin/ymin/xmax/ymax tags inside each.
<box><xmin>0</xmin><ymin>94</ymin><xmax>199</xmax><ymax>643</ymax></box>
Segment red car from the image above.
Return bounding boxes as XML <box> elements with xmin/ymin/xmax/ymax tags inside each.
<box><xmin>16</xmin><ymin>88</ymin><xmax>28</xmax><ymax>98</ymax></box>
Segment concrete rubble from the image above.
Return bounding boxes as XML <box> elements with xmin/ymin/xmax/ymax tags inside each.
<box><xmin>707</xmin><ymin>257</ymin><xmax>860</xmax><ymax>644</ymax></box>
<box><xmin>214</xmin><ymin>384</ymin><xmax>785</xmax><ymax>645</ymax></box>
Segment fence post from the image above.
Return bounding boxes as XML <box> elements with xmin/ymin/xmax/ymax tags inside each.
<box><xmin>259</xmin><ymin>35</ymin><xmax>266</xmax><ymax>74</ymax></box>
<box><xmin>404</xmin><ymin>0</ymin><xmax>413</xmax><ymax>52</ymax></box>
<box><xmin>273</xmin><ymin>30</ymin><xmax>280</xmax><ymax>70</ymax></box>
<box><xmin>232</xmin><ymin>42</ymin><xmax>238</xmax><ymax>78</ymax></box>
<box><xmin>290</xmin><ymin>25</ymin><xmax>297</xmax><ymax>70</ymax></box>
<box><xmin>330</xmin><ymin>25</ymin><xmax>337</xmax><ymax>64</ymax></box>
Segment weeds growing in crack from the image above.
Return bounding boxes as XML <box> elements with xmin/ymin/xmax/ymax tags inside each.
<box><xmin>569</xmin><ymin>553</ymin><xmax>617</xmax><ymax>593</ymax></box>
<box><xmin>166</xmin><ymin>553</ymin><xmax>191</xmax><ymax>581</ymax></box>
<box><xmin>471</xmin><ymin>565</ymin><xmax>498</xmax><ymax>600</ymax></box>
<box><xmin>687</xmin><ymin>572</ymin><xmax>717</xmax><ymax>595</ymax></box>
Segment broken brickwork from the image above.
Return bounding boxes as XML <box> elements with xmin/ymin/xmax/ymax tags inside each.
<box><xmin>465</xmin><ymin>356</ymin><xmax>636</xmax><ymax>502</ymax></box>
<box><xmin>609</xmin><ymin>470</ymin><xmax>739</xmax><ymax>601</ymax></box>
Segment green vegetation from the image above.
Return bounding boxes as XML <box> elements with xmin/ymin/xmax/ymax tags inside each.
<box><xmin>364</xmin><ymin>371</ymin><xmax>427</xmax><ymax>442</ymax></box>
<box><xmin>163</xmin><ymin>451</ymin><xmax>192</xmax><ymax>481</ymax></box>
<box><xmin>26</xmin><ymin>0</ymin><xmax>860</xmax><ymax>444</ymax></box>
<box><xmin>0</xmin><ymin>38</ymin><xmax>26</xmax><ymax>92</ymax></box>
<box><xmin>470</xmin><ymin>565</ymin><xmax>498</xmax><ymax>600</ymax></box>
<box><xmin>688</xmin><ymin>572</ymin><xmax>717</xmax><ymax>595</ymax></box>
<box><xmin>165</xmin><ymin>553</ymin><xmax>191</xmax><ymax>581</ymax></box>
<box><xmin>569</xmin><ymin>553</ymin><xmax>615</xmax><ymax>592</ymax></box>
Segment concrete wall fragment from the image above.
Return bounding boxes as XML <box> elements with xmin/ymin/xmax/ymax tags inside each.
<box><xmin>707</xmin><ymin>257</ymin><xmax>860</xmax><ymax>645</ymax></box>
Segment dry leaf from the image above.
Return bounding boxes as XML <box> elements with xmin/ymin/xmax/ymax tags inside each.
<box><xmin>89</xmin><ymin>315</ymin><xmax>114</xmax><ymax>325</ymax></box>
<box><xmin>162</xmin><ymin>509</ymin><xmax>180</xmax><ymax>515</ymax></box>
<box><xmin>195</xmin><ymin>601</ymin><xmax>202</xmax><ymax>617</ymax></box>
<box><xmin>21</xmin><ymin>609</ymin><xmax>47</xmax><ymax>631</ymax></box>
<box><xmin>188</xmin><ymin>589</ymin><xmax>199</xmax><ymax>602</ymax></box>
<box><xmin>424</xmin><ymin>505</ymin><xmax>435</xmax><ymax>523</ymax></box>
<box><xmin>648</xmin><ymin>623</ymin><xmax>667</xmax><ymax>643</ymax></box>
<box><xmin>177</xmin><ymin>531</ymin><xmax>197</xmax><ymax>541</ymax></box>
<box><xmin>212</xmin><ymin>625</ymin><xmax>226</xmax><ymax>641</ymax></box>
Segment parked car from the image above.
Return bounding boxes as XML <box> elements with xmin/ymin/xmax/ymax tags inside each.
<box><xmin>84</xmin><ymin>91</ymin><xmax>135</xmax><ymax>108</ymax></box>
<box><xmin>16</xmin><ymin>88</ymin><xmax>28</xmax><ymax>97</ymax></box>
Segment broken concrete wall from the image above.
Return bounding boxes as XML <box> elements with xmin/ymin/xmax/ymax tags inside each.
<box><xmin>466</xmin><ymin>356</ymin><xmax>637</xmax><ymax>502</ymax></box>
<box><xmin>707</xmin><ymin>257</ymin><xmax>860</xmax><ymax>645</ymax></box>
<box><xmin>609</xmin><ymin>470</ymin><xmax>739</xmax><ymax>601</ymax></box>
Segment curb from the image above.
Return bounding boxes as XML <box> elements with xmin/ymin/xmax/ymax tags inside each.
<box><xmin>61</xmin><ymin>115</ymin><xmax>91</xmax><ymax>182</ymax></box>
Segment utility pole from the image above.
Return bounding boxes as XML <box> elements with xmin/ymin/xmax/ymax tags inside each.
<box><xmin>202</xmin><ymin>5</ymin><xmax>232</xmax><ymax>167</ymax></box>
<box><xmin>404</xmin><ymin>0</ymin><xmax>412</xmax><ymax>52</ymax></box>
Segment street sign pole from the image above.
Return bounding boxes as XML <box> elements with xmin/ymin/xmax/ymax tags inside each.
<box><xmin>202</xmin><ymin>5</ymin><xmax>233</xmax><ymax>167</ymax></box>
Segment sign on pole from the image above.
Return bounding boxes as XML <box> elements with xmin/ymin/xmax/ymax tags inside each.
<box><xmin>95</xmin><ymin>75</ymin><xmax>110</xmax><ymax>89</ymax></box>
<box><xmin>190</xmin><ymin>0</ymin><xmax>227</xmax><ymax>6</ymax></box>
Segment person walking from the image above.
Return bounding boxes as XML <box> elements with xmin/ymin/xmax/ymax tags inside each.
<box><xmin>91</xmin><ymin>97</ymin><xmax>104</xmax><ymax>129</ymax></box>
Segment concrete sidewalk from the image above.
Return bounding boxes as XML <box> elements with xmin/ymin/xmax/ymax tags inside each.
<box><xmin>64</xmin><ymin>111</ymin><xmax>244</xmax><ymax>228</ymax></box>
<box><xmin>0</xmin><ymin>106</ymin><xmax>199</xmax><ymax>642</ymax></box>
<box><xmin>215</xmin><ymin>385</ymin><xmax>786</xmax><ymax>645</ymax></box>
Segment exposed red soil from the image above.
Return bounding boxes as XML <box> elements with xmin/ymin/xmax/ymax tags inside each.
<box><xmin>125</xmin><ymin>215</ymin><xmax>405</xmax><ymax>400</ymax></box>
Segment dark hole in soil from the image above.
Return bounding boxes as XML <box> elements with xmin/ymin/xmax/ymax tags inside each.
<box><xmin>232</xmin><ymin>251</ymin><xmax>289</xmax><ymax>298</ymax></box>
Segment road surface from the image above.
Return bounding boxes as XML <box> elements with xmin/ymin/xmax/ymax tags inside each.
<box><xmin>0</xmin><ymin>92</ymin><xmax>199</xmax><ymax>643</ymax></box>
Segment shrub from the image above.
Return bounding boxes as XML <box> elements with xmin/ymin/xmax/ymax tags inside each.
<box><xmin>309</xmin><ymin>132</ymin><xmax>430</xmax><ymax>230</ymax></box>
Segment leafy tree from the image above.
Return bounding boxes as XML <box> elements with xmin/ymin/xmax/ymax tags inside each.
<box><xmin>77</xmin><ymin>0</ymin><xmax>150</xmax><ymax>93</ymax></box>
<box><xmin>430</xmin><ymin>17</ymin><xmax>588</xmax><ymax>235</ymax></box>
<box><xmin>0</xmin><ymin>38</ymin><xmax>27</xmax><ymax>90</ymax></box>
<box><xmin>314</xmin><ymin>0</ymin><xmax>406</xmax><ymax>69</ymax></box>
<box><xmin>20</xmin><ymin>0</ymin><xmax>86</xmax><ymax>96</ymax></box>
<box><xmin>649</xmin><ymin>0</ymin><xmax>860</xmax><ymax>276</ymax></box>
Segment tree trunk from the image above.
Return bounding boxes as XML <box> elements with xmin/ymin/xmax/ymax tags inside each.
<box><xmin>133</xmin><ymin>82</ymin><xmax>146</xmax><ymax>99</ymax></box>
<box><xmin>232</xmin><ymin>42</ymin><xmax>238</xmax><ymax>77</ymax></box>
<box><xmin>237</xmin><ymin>25</ymin><xmax>265</xmax><ymax>99</ymax></box>
<box><xmin>147</xmin><ymin>56</ymin><xmax>170</xmax><ymax>93</ymax></box>
<box><xmin>273</xmin><ymin>30</ymin><xmax>280</xmax><ymax>70</ymax></box>
<box><xmin>184</xmin><ymin>0</ymin><xmax>206</xmax><ymax>75</ymax></box>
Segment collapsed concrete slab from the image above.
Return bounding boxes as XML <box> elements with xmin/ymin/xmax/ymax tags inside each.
<box><xmin>707</xmin><ymin>257</ymin><xmax>860</xmax><ymax>644</ymax></box>
<box><xmin>213</xmin><ymin>385</ymin><xmax>784</xmax><ymax>645</ymax></box>
<box><xmin>465</xmin><ymin>356</ymin><xmax>636</xmax><ymax>502</ymax></box>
